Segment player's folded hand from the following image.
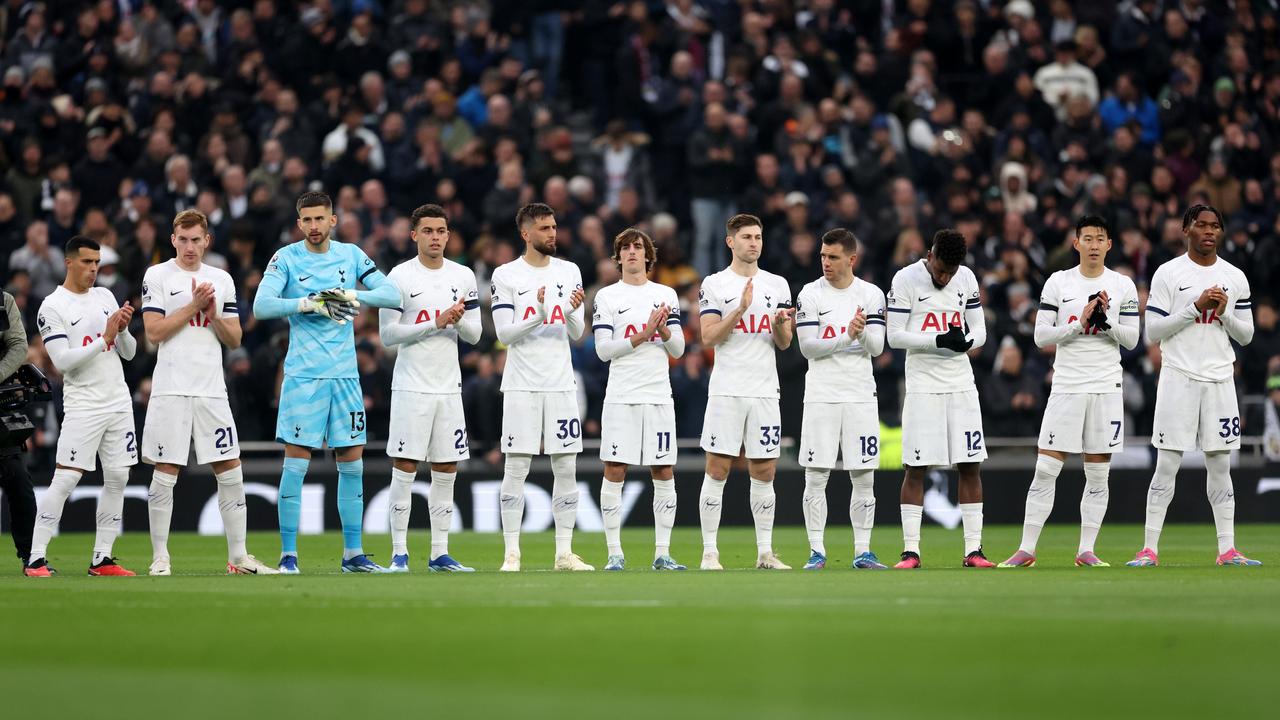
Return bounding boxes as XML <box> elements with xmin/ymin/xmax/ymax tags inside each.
<box><xmin>935</xmin><ymin>325</ymin><xmax>972</xmax><ymax>352</ymax></box>
<box><xmin>299</xmin><ymin>293</ymin><xmax>359</xmax><ymax>324</ymax></box>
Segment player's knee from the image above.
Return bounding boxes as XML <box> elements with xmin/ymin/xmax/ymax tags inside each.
<box><xmin>431</xmin><ymin>462</ymin><xmax>458</xmax><ymax>474</ymax></box>
<box><xmin>504</xmin><ymin>454</ymin><xmax>532</xmax><ymax>482</ymax></box>
<box><xmin>649</xmin><ymin>465</ymin><xmax>673</xmax><ymax>481</ymax></box>
<box><xmin>210</xmin><ymin>459</ymin><xmax>241</xmax><ymax>475</ymax></box>
<box><xmin>102</xmin><ymin>467</ymin><xmax>130</xmax><ymax>491</ymax></box>
<box><xmin>602</xmin><ymin>461</ymin><xmax>627</xmax><ymax>482</ymax></box>
<box><xmin>154</xmin><ymin>463</ymin><xmax>182</xmax><ymax>478</ymax></box>
<box><xmin>550</xmin><ymin>453</ymin><xmax>575</xmax><ymax>480</ymax></box>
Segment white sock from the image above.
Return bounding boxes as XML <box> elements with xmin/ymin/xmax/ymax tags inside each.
<box><xmin>1144</xmin><ymin>449</ymin><xmax>1181</xmax><ymax>554</ymax></box>
<box><xmin>29</xmin><ymin>468</ymin><xmax>81</xmax><ymax>562</ymax></box>
<box><xmin>147</xmin><ymin>469</ymin><xmax>178</xmax><ymax>561</ymax></box>
<box><xmin>601</xmin><ymin>479</ymin><xmax>624</xmax><ymax>556</ymax></box>
<box><xmin>699</xmin><ymin>473</ymin><xmax>726</xmax><ymax>552</ymax></box>
<box><xmin>343</xmin><ymin>547</ymin><xmax>364</xmax><ymax>561</ymax></box>
<box><xmin>901</xmin><ymin>503</ymin><xmax>923</xmax><ymax>554</ymax></box>
<box><xmin>500</xmin><ymin>454</ymin><xmax>530</xmax><ymax>556</ymax></box>
<box><xmin>802</xmin><ymin>468</ymin><xmax>829</xmax><ymax>555</ymax></box>
<box><xmin>849</xmin><ymin>470</ymin><xmax>875</xmax><ymax>555</ymax></box>
<box><xmin>388</xmin><ymin>467</ymin><xmax>415</xmax><ymax>556</ymax></box>
<box><xmin>1205</xmin><ymin>452</ymin><xmax>1235</xmax><ymax>555</ymax></box>
<box><xmin>94</xmin><ymin>468</ymin><xmax>129</xmax><ymax>564</ymax></box>
<box><xmin>428</xmin><ymin>469</ymin><xmax>456</xmax><ymax>560</ymax></box>
<box><xmin>550</xmin><ymin>454</ymin><xmax>578</xmax><ymax>557</ymax></box>
<box><xmin>652</xmin><ymin>478</ymin><xmax>676</xmax><ymax>558</ymax></box>
<box><xmin>960</xmin><ymin>503</ymin><xmax>983</xmax><ymax>555</ymax></box>
<box><xmin>215</xmin><ymin>465</ymin><xmax>248</xmax><ymax>562</ymax></box>
<box><xmin>749</xmin><ymin>477</ymin><xmax>775</xmax><ymax>554</ymax></box>
<box><xmin>1020</xmin><ymin>455</ymin><xmax>1062</xmax><ymax>554</ymax></box>
<box><xmin>1079</xmin><ymin>462</ymin><xmax>1109</xmax><ymax>555</ymax></box>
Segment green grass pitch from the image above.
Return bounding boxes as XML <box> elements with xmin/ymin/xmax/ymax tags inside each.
<box><xmin>1</xmin><ymin>524</ymin><xmax>1275</xmax><ymax>719</ymax></box>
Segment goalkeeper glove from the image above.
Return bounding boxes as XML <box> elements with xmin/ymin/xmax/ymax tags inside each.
<box><xmin>935</xmin><ymin>325</ymin><xmax>973</xmax><ymax>352</ymax></box>
<box><xmin>298</xmin><ymin>293</ymin><xmax>360</xmax><ymax>324</ymax></box>
<box><xmin>316</xmin><ymin>288</ymin><xmax>360</xmax><ymax>305</ymax></box>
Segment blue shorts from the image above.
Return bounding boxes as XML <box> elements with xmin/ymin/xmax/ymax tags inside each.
<box><xmin>276</xmin><ymin>376</ymin><xmax>367</xmax><ymax>448</ymax></box>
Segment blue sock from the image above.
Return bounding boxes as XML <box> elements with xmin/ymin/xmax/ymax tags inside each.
<box><xmin>278</xmin><ymin>457</ymin><xmax>309</xmax><ymax>556</ymax></box>
<box><xmin>336</xmin><ymin>459</ymin><xmax>364</xmax><ymax>554</ymax></box>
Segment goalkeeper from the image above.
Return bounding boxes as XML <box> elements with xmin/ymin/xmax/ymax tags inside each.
<box><xmin>252</xmin><ymin>191</ymin><xmax>401</xmax><ymax>574</ymax></box>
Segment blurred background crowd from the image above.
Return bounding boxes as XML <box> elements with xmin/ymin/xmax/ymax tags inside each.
<box><xmin>2</xmin><ymin>0</ymin><xmax>1279</xmax><ymax>468</ymax></box>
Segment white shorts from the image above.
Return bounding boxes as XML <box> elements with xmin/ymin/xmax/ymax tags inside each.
<box><xmin>387</xmin><ymin>391</ymin><xmax>469</xmax><ymax>463</ymax></box>
<box><xmin>799</xmin><ymin>402</ymin><xmax>881</xmax><ymax>470</ymax></box>
<box><xmin>901</xmin><ymin>390</ymin><xmax>986</xmax><ymax>467</ymax></box>
<box><xmin>700</xmin><ymin>395</ymin><xmax>782</xmax><ymax>459</ymax></box>
<box><xmin>501</xmin><ymin>390</ymin><xmax>582</xmax><ymax>455</ymax></box>
<box><xmin>142</xmin><ymin>395</ymin><xmax>239</xmax><ymax>466</ymax></box>
<box><xmin>600</xmin><ymin>403</ymin><xmax>677</xmax><ymax>466</ymax></box>
<box><xmin>58</xmin><ymin>410</ymin><xmax>138</xmax><ymax>471</ymax></box>
<box><xmin>1037</xmin><ymin>392</ymin><xmax>1124</xmax><ymax>455</ymax></box>
<box><xmin>1152</xmin><ymin>370</ymin><xmax>1241</xmax><ymax>452</ymax></box>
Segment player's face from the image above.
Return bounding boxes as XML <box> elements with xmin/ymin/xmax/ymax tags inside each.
<box><xmin>1073</xmin><ymin>225</ymin><xmax>1111</xmax><ymax>266</ymax></box>
<box><xmin>522</xmin><ymin>215</ymin><xmax>558</xmax><ymax>255</ymax></box>
<box><xmin>1185</xmin><ymin>210</ymin><xmax>1222</xmax><ymax>257</ymax></box>
<box><xmin>412</xmin><ymin>217</ymin><xmax>449</xmax><ymax>259</ymax></box>
<box><xmin>819</xmin><ymin>243</ymin><xmax>855</xmax><ymax>281</ymax></box>
<box><xmin>66</xmin><ymin>249</ymin><xmax>100</xmax><ymax>288</ymax></box>
<box><xmin>297</xmin><ymin>205</ymin><xmax>336</xmax><ymax>246</ymax></box>
<box><xmin>925</xmin><ymin>251</ymin><xmax>958</xmax><ymax>289</ymax></box>
<box><xmin>618</xmin><ymin>238</ymin><xmax>648</xmax><ymax>274</ymax></box>
<box><xmin>172</xmin><ymin>226</ymin><xmax>209</xmax><ymax>266</ymax></box>
<box><xmin>727</xmin><ymin>225</ymin><xmax>763</xmax><ymax>264</ymax></box>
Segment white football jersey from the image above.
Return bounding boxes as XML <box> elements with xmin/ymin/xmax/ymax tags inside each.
<box><xmin>490</xmin><ymin>256</ymin><xmax>584</xmax><ymax>392</ymax></box>
<box><xmin>141</xmin><ymin>260</ymin><xmax>238</xmax><ymax>398</ymax></box>
<box><xmin>593</xmin><ymin>280</ymin><xmax>681</xmax><ymax>404</ymax></box>
<box><xmin>36</xmin><ymin>286</ymin><xmax>131</xmax><ymax>413</ymax></box>
<box><xmin>698</xmin><ymin>267</ymin><xmax>791</xmax><ymax>399</ymax></box>
<box><xmin>1147</xmin><ymin>254</ymin><xmax>1251</xmax><ymax>382</ymax></box>
<box><xmin>887</xmin><ymin>260</ymin><xmax>983</xmax><ymax>394</ymax></box>
<box><xmin>795</xmin><ymin>276</ymin><xmax>886</xmax><ymax>403</ymax></box>
<box><xmin>385</xmin><ymin>258</ymin><xmax>479</xmax><ymax>394</ymax></box>
<box><xmin>1038</xmin><ymin>266</ymin><xmax>1139</xmax><ymax>394</ymax></box>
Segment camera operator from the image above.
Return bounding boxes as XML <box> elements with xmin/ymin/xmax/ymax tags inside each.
<box><xmin>0</xmin><ymin>288</ymin><xmax>35</xmax><ymax>568</ymax></box>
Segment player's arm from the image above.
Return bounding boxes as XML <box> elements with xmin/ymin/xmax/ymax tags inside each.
<box><xmin>1032</xmin><ymin>276</ymin><xmax>1081</xmax><ymax>347</ymax></box>
<box><xmin>700</xmin><ymin>279</ymin><xmax>743</xmax><ymax>347</ymax></box>
<box><xmin>795</xmin><ymin>286</ymin><xmax>848</xmax><ymax>359</ymax></box>
<box><xmin>252</xmin><ymin>253</ymin><xmax>307</xmax><ymax>319</ymax></box>
<box><xmin>113</xmin><ymin>319</ymin><xmax>138</xmax><ymax>360</ymax></box>
<box><xmin>456</xmin><ymin>281</ymin><xmax>482</xmax><ymax>345</ymax></box>
<box><xmin>1220</xmin><ymin>287</ymin><xmax>1254</xmax><ymax>346</ymax></box>
<box><xmin>963</xmin><ymin>285</ymin><xmax>986</xmax><ymax>349</ymax></box>
<box><xmin>492</xmin><ymin>272</ymin><xmax>545</xmax><ymax>346</ymax></box>
<box><xmin>208</xmin><ymin>289</ymin><xmax>243</xmax><ymax>349</ymax></box>
<box><xmin>565</xmin><ymin>269</ymin><xmax>586</xmax><ymax>341</ymax></box>
<box><xmin>863</xmin><ymin>290</ymin><xmax>887</xmax><ymax>356</ymax></box>
<box><xmin>38</xmin><ymin>305</ymin><xmax>106</xmax><ymax>372</ymax></box>
<box><xmin>1102</xmin><ymin>281</ymin><xmax>1140</xmax><ymax>350</ymax></box>
<box><xmin>660</xmin><ymin>297</ymin><xmax>685</xmax><ymax>358</ymax></box>
<box><xmin>352</xmin><ymin>255</ymin><xmax>401</xmax><ymax>309</ymax></box>
<box><xmin>592</xmin><ymin>295</ymin><xmax>633</xmax><ymax>361</ymax></box>
<box><xmin>772</xmin><ymin>285</ymin><xmax>794</xmax><ymax>350</ymax></box>
<box><xmin>144</xmin><ymin>275</ymin><xmax>210</xmax><ymax>344</ymax></box>
<box><xmin>1144</xmin><ymin>271</ymin><xmax>1199</xmax><ymax>344</ymax></box>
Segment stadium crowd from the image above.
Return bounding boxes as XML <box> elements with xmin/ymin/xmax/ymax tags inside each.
<box><xmin>2</xmin><ymin>0</ymin><xmax>1280</xmax><ymax>468</ymax></box>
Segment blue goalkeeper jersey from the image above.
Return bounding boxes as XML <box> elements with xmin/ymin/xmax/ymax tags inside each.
<box><xmin>258</xmin><ymin>240</ymin><xmax>387</xmax><ymax>380</ymax></box>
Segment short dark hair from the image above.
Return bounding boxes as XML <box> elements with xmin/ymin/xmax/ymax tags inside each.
<box><xmin>65</xmin><ymin>235</ymin><xmax>100</xmax><ymax>257</ymax></box>
<box><xmin>1075</xmin><ymin>214</ymin><xmax>1110</xmax><ymax>237</ymax></box>
<box><xmin>612</xmin><ymin>227</ymin><xmax>657</xmax><ymax>271</ymax></box>
<box><xmin>932</xmin><ymin>228</ymin><xmax>967</xmax><ymax>266</ymax></box>
<box><xmin>295</xmin><ymin>191</ymin><xmax>332</xmax><ymax>215</ymax></box>
<box><xmin>410</xmin><ymin>203</ymin><xmax>448</xmax><ymax>230</ymax></box>
<box><xmin>515</xmin><ymin>202</ymin><xmax>554</xmax><ymax>232</ymax></box>
<box><xmin>1182</xmin><ymin>203</ymin><xmax>1224</xmax><ymax>231</ymax></box>
<box><xmin>726</xmin><ymin>213</ymin><xmax>762</xmax><ymax>236</ymax></box>
<box><xmin>820</xmin><ymin>228</ymin><xmax>859</xmax><ymax>255</ymax></box>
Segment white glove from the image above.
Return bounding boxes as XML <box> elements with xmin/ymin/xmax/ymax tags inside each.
<box><xmin>316</xmin><ymin>288</ymin><xmax>360</xmax><ymax>306</ymax></box>
<box><xmin>298</xmin><ymin>293</ymin><xmax>359</xmax><ymax>324</ymax></box>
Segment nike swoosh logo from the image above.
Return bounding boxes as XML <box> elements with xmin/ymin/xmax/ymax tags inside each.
<box><xmin>655</xmin><ymin>452</ymin><xmax>669</xmax><ymax>460</ymax></box>
<box><xmin>1225</xmin><ymin>437</ymin><xmax>1237</xmax><ymax>444</ymax></box>
<box><xmin>819</xmin><ymin>310</ymin><xmax>833</xmax><ymax>316</ymax></box>
<box><xmin>70</xmin><ymin>318</ymin><xmax>81</xmax><ymax>325</ymax></box>
<box><xmin>280</xmin><ymin>494</ymin><xmax>297</xmax><ymax>500</ymax></box>
<box><xmin>1087</xmin><ymin>489</ymin><xmax>1104</xmax><ymax>495</ymax></box>
<box><xmin>170</xmin><ymin>290</ymin><xmax>182</xmax><ymax>296</ymax></box>
<box><xmin>1109</xmin><ymin>441</ymin><xmax>1121</xmax><ymax>447</ymax></box>
<box><xmin>1061</xmin><ymin>297</ymin><xmax>1076</xmax><ymax>303</ymax></box>
<box><xmin>235</xmin><ymin>502</ymin><xmax>246</xmax><ymax>508</ymax></box>
<box><xmin>40</xmin><ymin>513</ymin><xmax>55</xmax><ymax>520</ymax></box>
<box><xmin>517</xmin><ymin>289</ymin><xmax>531</xmax><ymax>296</ymax></box>
<box><xmin>299</xmin><ymin>275</ymin><xmax>312</xmax><ymax>281</ymax></box>
<box><xmin>410</xmin><ymin>291</ymin><xmax>423</xmax><ymax>298</ymax></box>
<box><xmin>219</xmin><ymin>448</ymin><xmax>233</xmax><ymax>455</ymax></box>
<box><xmin>918</xmin><ymin>295</ymin><xmax>931</xmax><ymax>301</ymax></box>
<box><xmin>350</xmin><ymin>433</ymin><xmax>361</xmax><ymax>439</ymax></box>
<box><xmin>563</xmin><ymin>441</ymin><xmax>575</xmax><ymax>447</ymax></box>
<box><xmin>967</xmin><ymin>450</ymin><xmax>981</xmax><ymax>457</ymax></box>
<box><xmin>724</xmin><ymin>298</ymin><xmax>737</xmax><ymax>305</ymax></box>
<box><xmin>618</xmin><ymin>307</ymin><xmax>631</xmax><ymax>314</ymax></box>
<box><xmin>1178</xmin><ymin>285</ymin><xmax>1192</xmax><ymax>291</ymax></box>
<box><xmin>861</xmin><ymin>457</ymin><xmax>874</xmax><ymax>464</ymax></box>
